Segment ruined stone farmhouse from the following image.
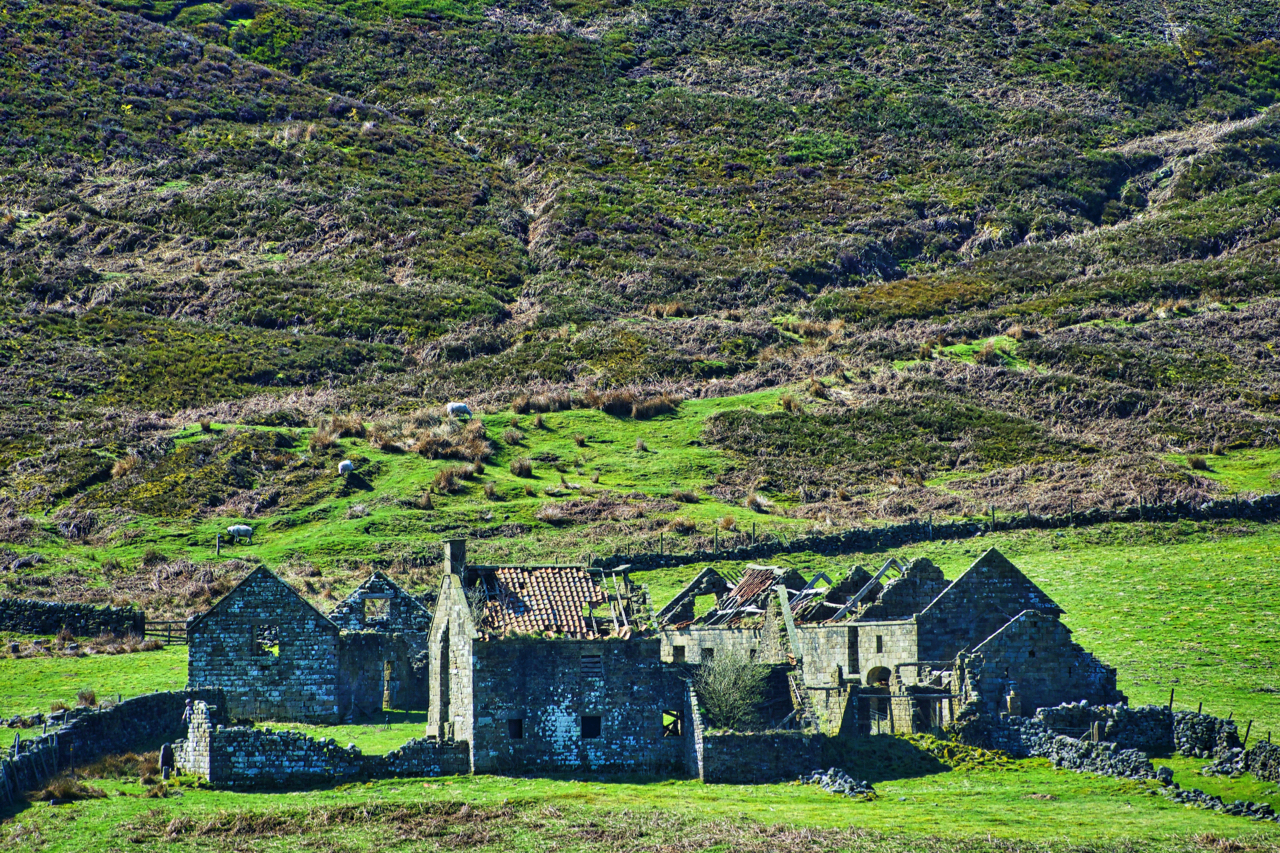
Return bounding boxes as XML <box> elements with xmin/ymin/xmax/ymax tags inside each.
<box><xmin>185</xmin><ymin>542</ymin><xmax>1121</xmax><ymax>775</ymax></box>
<box><xmin>187</xmin><ymin>567</ymin><xmax>433</xmax><ymax>723</ymax></box>
<box><xmin>655</xmin><ymin>549</ymin><xmax>1121</xmax><ymax>733</ymax></box>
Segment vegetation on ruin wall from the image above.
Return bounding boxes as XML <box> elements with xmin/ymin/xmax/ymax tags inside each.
<box><xmin>4</xmin><ymin>757</ymin><xmax>1280</xmax><ymax>851</ymax></box>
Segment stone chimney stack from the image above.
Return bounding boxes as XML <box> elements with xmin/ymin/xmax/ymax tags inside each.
<box><xmin>444</xmin><ymin>539</ymin><xmax>467</xmax><ymax>580</ymax></box>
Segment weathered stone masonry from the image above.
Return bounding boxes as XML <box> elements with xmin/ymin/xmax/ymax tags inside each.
<box><xmin>0</xmin><ymin>597</ymin><xmax>144</xmax><ymax>638</ymax></box>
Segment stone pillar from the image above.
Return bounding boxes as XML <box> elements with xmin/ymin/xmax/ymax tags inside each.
<box><xmin>1006</xmin><ymin>688</ymin><xmax>1021</xmax><ymax>717</ymax></box>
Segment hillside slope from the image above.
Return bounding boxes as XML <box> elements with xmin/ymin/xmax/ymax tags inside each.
<box><xmin>1</xmin><ymin>0</ymin><xmax>1279</xmax><ymax>527</ymax></box>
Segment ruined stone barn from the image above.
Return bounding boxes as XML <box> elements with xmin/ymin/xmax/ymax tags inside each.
<box><xmin>656</xmin><ymin>549</ymin><xmax>1122</xmax><ymax>735</ymax></box>
<box><xmin>426</xmin><ymin>541</ymin><xmax>691</xmax><ymax>775</ymax></box>
<box><xmin>187</xmin><ymin>568</ymin><xmax>434</xmax><ymax>724</ymax></box>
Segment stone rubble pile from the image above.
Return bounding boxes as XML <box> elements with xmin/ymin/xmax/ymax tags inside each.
<box><xmin>1162</xmin><ymin>781</ymin><xmax>1279</xmax><ymax>822</ymax></box>
<box><xmin>800</xmin><ymin>767</ymin><xmax>875</xmax><ymax>798</ymax></box>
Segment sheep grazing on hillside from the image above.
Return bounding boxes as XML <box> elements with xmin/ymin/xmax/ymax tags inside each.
<box><xmin>338</xmin><ymin>459</ymin><xmax>354</xmax><ymax>476</ymax></box>
<box><xmin>445</xmin><ymin>402</ymin><xmax>472</xmax><ymax>420</ymax></box>
<box><xmin>226</xmin><ymin>524</ymin><xmax>253</xmax><ymax>545</ymax></box>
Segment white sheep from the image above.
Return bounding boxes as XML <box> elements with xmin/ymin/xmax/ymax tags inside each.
<box><xmin>445</xmin><ymin>402</ymin><xmax>472</xmax><ymax>420</ymax></box>
<box><xmin>226</xmin><ymin>524</ymin><xmax>253</xmax><ymax>545</ymax></box>
<box><xmin>338</xmin><ymin>459</ymin><xmax>354</xmax><ymax>476</ymax></box>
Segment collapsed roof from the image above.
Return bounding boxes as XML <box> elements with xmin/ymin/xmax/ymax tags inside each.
<box><xmin>469</xmin><ymin>565</ymin><xmax>642</xmax><ymax>639</ymax></box>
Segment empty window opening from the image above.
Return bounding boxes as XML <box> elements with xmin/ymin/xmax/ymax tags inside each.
<box><xmin>507</xmin><ymin>718</ymin><xmax>524</xmax><ymax>739</ymax></box>
<box><xmin>662</xmin><ymin>709</ymin><xmax>683</xmax><ymax>737</ymax></box>
<box><xmin>701</xmin><ymin>647</ymin><xmax>715</xmax><ymax>663</ymax></box>
<box><xmin>748</xmin><ymin>649</ymin><xmax>758</xmax><ymax>661</ymax></box>
<box><xmin>363</xmin><ymin>596</ymin><xmax>391</xmax><ymax>624</ymax></box>
<box><xmin>672</xmin><ymin>645</ymin><xmax>686</xmax><ymax>663</ymax></box>
<box><xmin>581</xmin><ymin>715</ymin><xmax>602</xmax><ymax>738</ymax></box>
<box><xmin>581</xmin><ymin>654</ymin><xmax>603</xmax><ymax>678</ymax></box>
<box><xmin>253</xmin><ymin>623</ymin><xmax>280</xmax><ymax>657</ymax></box>
<box><xmin>1028</xmin><ymin>649</ymin><xmax>1036</xmax><ymax>658</ymax></box>
<box><xmin>875</xmin><ymin>635</ymin><xmax>884</xmax><ymax>654</ymax></box>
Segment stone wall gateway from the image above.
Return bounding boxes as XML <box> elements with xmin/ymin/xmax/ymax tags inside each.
<box><xmin>0</xmin><ymin>598</ymin><xmax>144</xmax><ymax>638</ymax></box>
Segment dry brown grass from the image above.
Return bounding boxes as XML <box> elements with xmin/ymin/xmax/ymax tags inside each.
<box><xmin>510</xmin><ymin>457</ymin><xmax>534</xmax><ymax>477</ymax></box>
<box><xmin>503</xmin><ymin>429</ymin><xmax>524</xmax><ymax>445</ymax></box>
<box><xmin>646</xmin><ymin>300</ymin><xmax>693</xmax><ymax>318</ymax></box>
<box><xmin>808</xmin><ymin>378</ymin><xmax>829</xmax><ymax>400</ymax></box>
<box><xmin>1188</xmin><ymin>455</ymin><xmax>1211</xmax><ymax>471</ymax></box>
<box><xmin>635</xmin><ymin>439</ymin><xmax>648</xmax><ymax>452</ymax></box>
<box><xmin>672</xmin><ymin>489</ymin><xmax>698</xmax><ymax>503</ymax></box>
<box><xmin>433</xmin><ymin>465</ymin><xmax>474</xmax><ymax>494</ymax></box>
<box><xmin>29</xmin><ymin>776</ymin><xmax>106</xmax><ymax>803</ymax></box>
<box><xmin>76</xmin><ymin>688</ymin><xmax>97</xmax><ymax>707</ymax></box>
<box><xmin>535</xmin><ymin>503</ymin><xmax>568</xmax><ymax>525</ymax></box>
<box><xmin>573</xmin><ymin>433</ymin><xmax>587</xmax><ymax>447</ymax></box>
<box><xmin>745</xmin><ymin>493</ymin><xmax>770</xmax><ymax>513</ymax></box>
<box><xmin>667</xmin><ymin>516</ymin><xmax>697</xmax><ymax>534</ymax></box>
<box><xmin>718</xmin><ymin>515</ymin><xmax>737</xmax><ymax>531</ymax></box>
<box><xmin>533</xmin><ymin>413</ymin><xmax>545</xmax><ymax>429</ymax></box>
<box><xmin>198</xmin><ymin>417</ymin><xmax>213</xmax><ymax>432</ymax></box>
<box><xmin>80</xmin><ymin>751</ymin><xmax>159</xmax><ymax>781</ymax></box>
<box><xmin>974</xmin><ymin>341</ymin><xmax>1005</xmax><ymax>366</ymax></box>
<box><xmin>779</xmin><ymin>394</ymin><xmax>803</xmax><ymax>414</ymax></box>
<box><xmin>484</xmin><ymin>482</ymin><xmax>498</xmax><ymax>500</ymax></box>
<box><xmin>111</xmin><ymin>454</ymin><xmax>142</xmax><ymax>479</ymax></box>
<box><xmin>513</xmin><ymin>392</ymin><xmax>572</xmax><ymax>414</ymax></box>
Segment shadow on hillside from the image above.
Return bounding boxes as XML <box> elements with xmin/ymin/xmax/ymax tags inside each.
<box><xmin>823</xmin><ymin>734</ymin><xmax>949</xmax><ymax>784</ymax></box>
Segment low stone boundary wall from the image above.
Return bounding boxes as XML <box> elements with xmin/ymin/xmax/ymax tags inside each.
<box><xmin>1174</xmin><ymin>711</ymin><xmax>1241</xmax><ymax>758</ymax></box>
<box><xmin>0</xmin><ymin>737</ymin><xmax>58</xmax><ymax>807</ymax></box>
<box><xmin>589</xmin><ymin>493</ymin><xmax>1280</xmax><ymax>572</ymax></box>
<box><xmin>700</xmin><ymin>731</ymin><xmax>823</xmax><ymax>784</ymax></box>
<box><xmin>0</xmin><ymin>598</ymin><xmax>144</xmax><ymax>639</ymax></box>
<box><xmin>178</xmin><ymin>702</ymin><xmax>469</xmax><ymax>789</ymax></box>
<box><xmin>0</xmin><ymin>689</ymin><xmax>225</xmax><ymax>807</ymax></box>
<box><xmin>985</xmin><ymin>703</ymin><xmax>1240</xmax><ymax>760</ymax></box>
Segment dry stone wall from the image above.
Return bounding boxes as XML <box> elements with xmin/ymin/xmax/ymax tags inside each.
<box><xmin>591</xmin><ymin>494</ymin><xmax>1280</xmax><ymax>573</ymax></box>
<box><xmin>177</xmin><ymin>701</ymin><xmax>468</xmax><ymax>789</ymax></box>
<box><xmin>699</xmin><ymin>731</ymin><xmax>824</xmax><ymax>783</ymax></box>
<box><xmin>0</xmin><ymin>689</ymin><xmax>225</xmax><ymax>807</ymax></box>
<box><xmin>0</xmin><ymin>598</ymin><xmax>144</xmax><ymax>638</ymax></box>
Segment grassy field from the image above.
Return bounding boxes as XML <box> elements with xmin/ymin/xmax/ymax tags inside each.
<box><xmin>5</xmin><ymin>758</ymin><xmax>1280</xmax><ymax>852</ymax></box>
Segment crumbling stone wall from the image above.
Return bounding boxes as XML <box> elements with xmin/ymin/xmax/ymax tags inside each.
<box><xmin>55</xmin><ymin>688</ymin><xmax>226</xmax><ymax>768</ymax></box>
<box><xmin>469</xmin><ymin>636</ymin><xmax>687</xmax><ymax>775</ymax></box>
<box><xmin>328</xmin><ymin>571</ymin><xmax>433</xmax><ymax>633</ymax></box>
<box><xmin>857</xmin><ymin>559</ymin><xmax>948</xmax><ymax>622</ymax></box>
<box><xmin>0</xmin><ymin>735</ymin><xmax>58</xmax><ymax>807</ymax></box>
<box><xmin>661</xmin><ymin>626</ymin><xmax>767</xmax><ymax>665</ymax></box>
<box><xmin>188</xmin><ymin>568</ymin><xmax>341</xmax><ymax>723</ymax></box>
<box><xmin>177</xmin><ymin>702</ymin><xmax>469</xmax><ymax>788</ymax></box>
<box><xmin>1174</xmin><ymin>711</ymin><xmax>1241</xmax><ymax>757</ymax></box>
<box><xmin>1245</xmin><ymin>741</ymin><xmax>1280</xmax><ymax>782</ymax></box>
<box><xmin>0</xmin><ymin>598</ymin><xmax>144</xmax><ymax>638</ymax></box>
<box><xmin>855</xmin><ymin>620</ymin><xmax>917</xmax><ymax>684</ymax></box>
<box><xmin>0</xmin><ymin>689</ymin><xmax>225</xmax><ymax>806</ymax></box>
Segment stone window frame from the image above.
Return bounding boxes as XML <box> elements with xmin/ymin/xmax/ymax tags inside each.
<box><xmin>580</xmin><ymin>714</ymin><xmax>603</xmax><ymax>739</ymax></box>
<box><xmin>671</xmin><ymin>645</ymin><xmax>686</xmax><ymax>663</ymax></box>
<box><xmin>507</xmin><ymin>717</ymin><xmax>524</xmax><ymax>740</ymax></box>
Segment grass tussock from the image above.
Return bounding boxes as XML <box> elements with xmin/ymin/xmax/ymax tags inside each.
<box><xmin>672</xmin><ymin>489</ymin><xmax>699</xmax><ymax>503</ymax></box>
<box><xmin>503</xmin><ymin>429</ymin><xmax>524</xmax><ymax>445</ymax></box>
<box><xmin>1188</xmin><ymin>455</ymin><xmax>1211</xmax><ymax>471</ymax></box>
<box><xmin>433</xmin><ymin>465</ymin><xmax>475</xmax><ymax>494</ymax></box>
<box><xmin>779</xmin><ymin>394</ymin><xmax>804</xmax><ymax>415</ymax></box>
<box><xmin>585</xmin><ymin>389</ymin><xmax>682</xmax><ymax>419</ymax></box>
<box><xmin>974</xmin><ymin>341</ymin><xmax>1006</xmax><ymax>366</ymax></box>
<box><xmin>80</xmin><ymin>751</ymin><xmax>159</xmax><ymax>780</ymax></box>
<box><xmin>111</xmin><ymin>454</ymin><xmax>142</xmax><ymax>479</ymax></box>
<box><xmin>667</xmin><ymin>516</ymin><xmax>697</xmax><ymax>535</ymax></box>
<box><xmin>535</xmin><ymin>504</ymin><xmax>567</xmax><ymax>525</ymax></box>
<box><xmin>745</xmin><ymin>493</ymin><xmax>770</xmax><ymax>513</ymax></box>
<box><xmin>510</xmin><ymin>457</ymin><xmax>534</xmax><ymax>477</ymax></box>
<box><xmin>512</xmin><ymin>392</ymin><xmax>572</xmax><ymax>414</ymax></box>
<box><xmin>29</xmin><ymin>776</ymin><xmax>106</xmax><ymax>803</ymax></box>
<box><xmin>646</xmin><ymin>300</ymin><xmax>693</xmax><ymax>318</ymax></box>
<box><xmin>412</xmin><ymin>418</ymin><xmax>492</xmax><ymax>463</ymax></box>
